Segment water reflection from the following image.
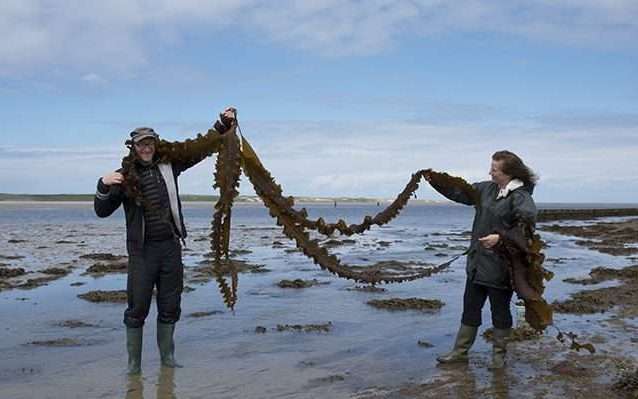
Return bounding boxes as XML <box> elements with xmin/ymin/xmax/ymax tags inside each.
<box><xmin>125</xmin><ymin>375</ymin><xmax>143</xmax><ymax>399</ymax></box>
<box><xmin>451</xmin><ymin>364</ymin><xmax>477</xmax><ymax>398</ymax></box>
<box><xmin>157</xmin><ymin>368</ymin><xmax>177</xmax><ymax>399</ymax></box>
<box><xmin>124</xmin><ymin>368</ymin><xmax>177</xmax><ymax>399</ymax></box>
<box><xmin>489</xmin><ymin>369</ymin><xmax>509</xmax><ymax>399</ymax></box>
<box><xmin>434</xmin><ymin>362</ymin><xmax>510</xmax><ymax>398</ymax></box>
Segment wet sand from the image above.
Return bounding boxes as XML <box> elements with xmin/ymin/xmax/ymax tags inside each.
<box><xmin>1</xmin><ymin>203</ymin><xmax>638</xmax><ymax>398</ymax></box>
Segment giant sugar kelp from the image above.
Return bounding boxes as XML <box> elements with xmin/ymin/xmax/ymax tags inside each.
<box><xmin>151</xmin><ymin>124</ymin><xmax>592</xmax><ymax>352</ymax></box>
<box><xmin>149</xmin><ymin>125</ymin><xmax>473</xmax><ymax>308</ymax></box>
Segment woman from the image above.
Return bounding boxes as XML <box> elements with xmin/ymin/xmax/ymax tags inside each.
<box><xmin>424</xmin><ymin>150</ymin><xmax>538</xmax><ymax>369</ymax></box>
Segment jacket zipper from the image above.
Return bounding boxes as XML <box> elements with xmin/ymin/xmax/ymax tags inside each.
<box><xmin>141</xmin><ymin>208</ymin><xmax>145</xmax><ymax>248</ymax></box>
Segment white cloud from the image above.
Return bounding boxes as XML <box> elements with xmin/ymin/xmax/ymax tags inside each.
<box><xmin>1</xmin><ymin>116</ymin><xmax>636</xmax><ymax>202</ymax></box>
<box><xmin>1</xmin><ymin>1</ymin><xmax>637</xmax><ymax>77</ymax></box>
<box><xmin>81</xmin><ymin>73</ymin><xmax>108</xmax><ymax>86</ymax></box>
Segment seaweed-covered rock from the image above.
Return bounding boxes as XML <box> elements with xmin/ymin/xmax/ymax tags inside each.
<box><xmin>230</xmin><ymin>249</ymin><xmax>253</xmax><ymax>256</ymax></box>
<box><xmin>26</xmin><ymin>338</ymin><xmax>102</xmax><ymax>347</ymax></box>
<box><xmin>346</xmin><ymin>285</ymin><xmax>386</xmax><ymax>293</ymax></box>
<box><xmin>41</xmin><ymin>267</ymin><xmax>71</xmax><ymax>276</ymax></box>
<box><xmin>541</xmin><ymin>220</ymin><xmax>638</xmax><ymax>256</ymax></box>
<box><xmin>367</xmin><ymin>298</ymin><xmax>444</xmax><ymax>311</ymax></box>
<box><xmin>613</xmin><ymin>369</ymin><xmax>638</xmax><ymax>397</ymax></box>
<box><xmin>27</xmin><ymin>338</ymin><xmax>83</xmax><ymax>347</ymax></box>
<box><xmin>79</xmin><ymin>253</ymin><xmax>127</xmax><ymax>262</ymax></box>
<box><xmin>0</xmin><ymin>255</ymin><xmax>25</xmax><ymax>260</ymax></box>
<box><xmin>187</xmin><ymin>310</ymin><xmax>223</xmax><ymax>318</ymax></box>
<box><xmin>78</xmin><ymin>290</ymin><xmax>127</xmax><ymax>303</ymax></box>
<box><xmin>85</xmin><ymin>261</ymin><xmax>128</xmax><ymax>274</ymax></box>
<box><xmin>194</xmin><ymin>259</ymin><xmax>268</xmax><ymax>275</ymax></box>
<box><xmin>276</xmin><ymin>322</ymin><xmax>332</xmax><ymax>333</ymax></box>
<box><xmin>277</xmin><ymin>279</ymin><xmax>328</xmax><ymax>289</ymax></box>
<box><xmin>17</xmin><ymin>276</ymin><xmax>60</xmax><ymax>289</ymax></box>
<box><xmin>483</xmin><ymin>325</ymin><xmax>542</xmax><ymax>343</ymax></box>
<box><xmin>57</xmin><ymin>320</ymin><xmax>97</xmax><ymax>328</ymax></box>
<box><xmin>0</xmin><ymin>267</ymin><xmax>26</xmax><ymax>278</ymax></box>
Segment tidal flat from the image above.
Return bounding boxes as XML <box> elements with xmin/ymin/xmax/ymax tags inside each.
<box><xmin>1</xmin><ymin>202</ymin><xmax>638</xmax><ymax>398</ymax></box>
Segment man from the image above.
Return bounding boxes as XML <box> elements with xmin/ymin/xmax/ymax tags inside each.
<box><xmin>94</xmin><ymin>107</ymin><xmax>236</xmax><ymax>374</ymax></box>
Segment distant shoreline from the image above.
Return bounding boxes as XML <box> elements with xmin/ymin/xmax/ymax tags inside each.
<box><xmin>0</xmin><ymin>193</ymin><xmax>444</xmax><ymax>205</ymax></box>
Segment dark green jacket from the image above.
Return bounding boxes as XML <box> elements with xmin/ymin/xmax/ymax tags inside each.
<box><xmin>432</xmin><ymin>180</ymin><xmax>537</xmax><ymax>290</ymax></box>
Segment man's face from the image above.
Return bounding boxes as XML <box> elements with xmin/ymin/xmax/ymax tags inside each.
<box><xmin>489</xmin><ymin>159</ymin><xmax>511</xmax><ymax>187</ymax></box>
<box><xmin>134</xmin><ymin>138</ymin><xmax>156</xmax><ymax>162</ymax></box>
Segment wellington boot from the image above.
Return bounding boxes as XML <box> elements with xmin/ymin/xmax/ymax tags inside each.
<box><xmin>157</xmin><ymin>322</ymin><xmax>183</xmax><ymax>368</ymax></box>
<box><xmin>437</xmin><ymin>324</ymin><xmax>478</xmax><ymax>364</ymax></box>
<box><xmin>126</xmin><ymin>327</ymin><xmax>143</xmax><ymax>375</ymax></box>
<box><xmin>488</xmin><ymin>328</ymin><xmax>511</xmax><ymax>370</ymax></box>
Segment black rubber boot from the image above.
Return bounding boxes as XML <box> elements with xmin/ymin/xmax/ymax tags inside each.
<box><xmin>489</xmin><ymin>328</ymin><xmax>511</xmax><ymax>370</ymax></box>
<box><xmin>157</xmin><ymin>322</ymin><xmax>183</xmax><ymax>368</ymax></box>
<box><xmin>126</xmin><ymin>327</ymin><xmax>143</xmax><ymax>375</ymax></box>
<box><xmin>436</xmin><ymin>324</ymin><xmax>478</xmax><ymax>364</ymax></box>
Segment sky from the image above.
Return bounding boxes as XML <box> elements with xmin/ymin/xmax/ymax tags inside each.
<box><xmin>1</xmin><ymin>0</ymin><xmax>637</xmax><ymax>202</ymax></box>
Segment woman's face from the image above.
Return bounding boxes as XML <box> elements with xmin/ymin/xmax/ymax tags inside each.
<box><xmin>489</xmin><ymin>159</ymin><xmax>511</xmax><ymax>187</ymax></box>
<box><xmin>134</xmin><ymin>138</ymin><xmax>156</xmax><ymax>162</ymax></box>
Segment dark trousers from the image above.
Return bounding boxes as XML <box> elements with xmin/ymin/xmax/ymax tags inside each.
<box><xmin>461</xmin><ymin>279</ymin><xmax>513</xmax><ymax>329</ymax></box>
<box><xmin>124</xmin><ymin>238</ymin><xmax>183</xmax><ymax>328</ymax></box>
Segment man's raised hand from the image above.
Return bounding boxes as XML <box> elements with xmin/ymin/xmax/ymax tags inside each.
<box><xmin>102</xmin><ymin>172</ymin><xmax>124</xmax><ymax>186</ymax></box>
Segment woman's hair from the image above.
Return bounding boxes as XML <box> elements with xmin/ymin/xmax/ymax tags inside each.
<box><xmin>492</xmin><ymin>150</ymin><xmax>538</xmax><ymax>189</ymax></box>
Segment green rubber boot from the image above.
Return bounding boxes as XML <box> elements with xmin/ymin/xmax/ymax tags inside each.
<box><xmin>157</xmin><ymin>322</ymin><xmax>183</xmax><ymax>368</ymax></box>
<box><xmin>126</xmin><ymin>327</ymin><xmax>143</xmax><ymax>375</ymax></box>
<box><xmin>489</xmin><ymin>328</ymin><xmax>511</xmax><ymax>370</ymax></box>
<box><xmin>437</xmin><ymin>324</ymin><xmax>478</xmax><ymax>364</ymax></box>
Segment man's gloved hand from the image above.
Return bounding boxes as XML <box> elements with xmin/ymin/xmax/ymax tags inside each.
<box><xmin>422</xmin><ymin>169</ymin><xmax>433</xmax><ymax>182</ymax></box>
<box><xmin>214</xmin><ymin>106</ymin><xmax>237</xmax><ymax>134</ymax></box>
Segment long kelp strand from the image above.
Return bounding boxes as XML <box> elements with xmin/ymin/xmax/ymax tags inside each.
<box><xmin>210</xmin><ymin>126</ymin><xmax>241</xmax><ymax>260</ymax></box>
<box><xmin>238</xmin><ymin>138</ymin><xmax>476</xmax><ymax>238</ymax></box>
<box><xmin>240</xmin><ymin>136</ymin><xmax>460</xmax><ymax>284</ymax></box>
<box><xmin>209</xmin><ymin>126</ymin><xmax>241</xmax><ymax>309</ymax></box>
<box><xmin>157</xmin><ymin>127</ymin><xmax>224</xmax><ymax>164</ymax></box>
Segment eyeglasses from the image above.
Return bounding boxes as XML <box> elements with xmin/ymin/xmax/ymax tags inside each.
<box><xmin>134</xmin><ymin>141</ymin><xmax>156</xmax><ymax>149</ymax></box>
